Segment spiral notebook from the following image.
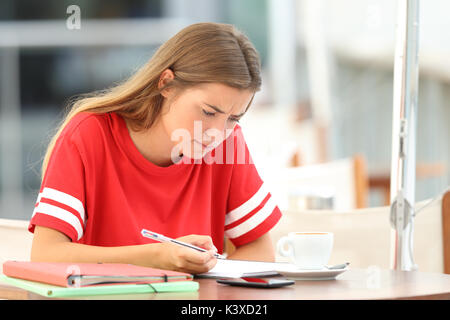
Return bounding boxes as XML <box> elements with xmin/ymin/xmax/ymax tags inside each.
<box><xmin>197</xmin><ymin>259</ymin><xmax>285</xmax><ymax>278</ymax></box>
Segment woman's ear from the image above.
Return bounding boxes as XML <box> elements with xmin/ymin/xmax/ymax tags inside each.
<box><xmin>158</xmin><ymin>69</ymin><xmax>176</xmax><ymax>98</ymax></box>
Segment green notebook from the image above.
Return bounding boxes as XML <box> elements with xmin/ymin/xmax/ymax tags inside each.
<box><xmin>0</xmin><ymin>274</ymin><xmax>198</xmax><ymax>298</ymax></box>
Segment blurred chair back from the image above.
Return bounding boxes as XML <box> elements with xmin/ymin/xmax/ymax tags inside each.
<box><xmin>268</xmin><ymin>154</ymin><xmax>368</xmax><ymax>211</ymax></box>
<box><xmin>0</xmin><ymin>218</ymin><xmax>32</xmax><ymax>274</ymax></box>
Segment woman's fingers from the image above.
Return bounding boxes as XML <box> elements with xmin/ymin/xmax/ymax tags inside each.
<box><xmin>175</xmin><ymin>244</ymin><xmax>215</xmax><ymax>264</ymax></box>
<box><xmin>162</xmin><ymin>234</ymin><xmax>220</xmax><ymax>274</ymax></box>
<box><xmin>173</xmin><ymin>247</ymin><xmax>217</xmax><ymax>274</ymax></box>
<box><xmin>180</xmin><ymin>254</ymin><xmax>218</xmax><ymax>274</ymax></box>
<box><xmin>179</xmin><ymin>234</ymin><xmax>218</xmax><ymax>252</ymax></box>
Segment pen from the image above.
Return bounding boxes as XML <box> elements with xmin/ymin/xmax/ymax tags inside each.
<box><xmin>141</xmin><ymin>229</ymin><xmax>226</xmax><ymax>259</ymax></box>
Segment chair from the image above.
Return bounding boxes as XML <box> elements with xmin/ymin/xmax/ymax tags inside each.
<box><xmin>443</xmin><ymin>190</ymin><xmax>450</xmax><ymax>273</ymax></box>
<box><xmin>268</xmin><ymin>154</ymin><xmax>369</xmax><ymax>211</ymax></box>
<box><xmin>0</xmin><ymin>218</ymin><xmax>32</xmax><ymax>274</ymax></box>
<box><xmin>269</xmin><ymin>190</ymin><xmax>450</xmax><ymax>274</ymax></box>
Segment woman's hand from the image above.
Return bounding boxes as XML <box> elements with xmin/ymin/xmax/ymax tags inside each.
<box><xmin>31</xmin><ymin>226</ymin><xmax>217</xmax><ymax>274</ymax></box>
<box><xmin>150</xmin><ymin>234</ymin><xmax>218</xmax><ymax>274</ymax></box>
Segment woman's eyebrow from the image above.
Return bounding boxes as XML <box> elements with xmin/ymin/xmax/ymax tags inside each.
<box><xmin>204</xmin><ymin>103</ymin><xmax>246</xmax><ymax>117</ymax></box>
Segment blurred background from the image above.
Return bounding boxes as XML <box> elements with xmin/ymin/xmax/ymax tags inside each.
<box><xmin>0</xmin><ymin>0</ymin><xmax>448</xmax><ymax>220</ymax></box>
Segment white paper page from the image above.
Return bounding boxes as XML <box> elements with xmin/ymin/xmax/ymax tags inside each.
<box><xmin>199</xmin><ymin>259</ymin><xmax>294</xmax><ymax>278</ymax></box>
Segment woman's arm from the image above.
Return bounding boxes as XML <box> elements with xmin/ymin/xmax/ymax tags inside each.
<box><xmin>31</xmin><ymin>226</ymin><xmax>217</xmax><ymax>274</ymax></box>
<box><xmin>226</xmin><ymin>233</ymin><xmax>275</xmax><ymax>262</ymax></box>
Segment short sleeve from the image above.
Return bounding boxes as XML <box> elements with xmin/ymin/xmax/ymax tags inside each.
<box><xmin>224</xmin><ymin>125</ymin><xmax>282</xmax><ymax>247</ymax></box>
<box><xmin>28</xmin><ymin>127</ymin><xmax>86</xmax><ymax>242</ymax></box>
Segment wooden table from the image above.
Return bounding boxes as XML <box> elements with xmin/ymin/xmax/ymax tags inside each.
<box><xmin>1</xmin><ymin>268</ymin><xmax>450</xmax><ymax>300</ymax></box>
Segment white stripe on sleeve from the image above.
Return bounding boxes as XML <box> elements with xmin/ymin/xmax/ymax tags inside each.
<box><xmin>32</xmin><ymin>187</ymin><xmax>85</xmax><ymax>225</ymax></box>
<box><xmin>32</xmin><ymin>202</ymin><xmax>84</xmax><ymax>241</ymax></box>
<box><xmin>225</xmin><ymin>195</ymin><xmax>276</xmax><ymax>240</ymax></box>
<box><xmin>225</xmin><ymin>183</ymin><xmax>269</xmax><ymax>226</ymax></box>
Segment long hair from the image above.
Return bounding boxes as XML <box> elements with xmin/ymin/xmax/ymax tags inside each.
<box><xmin>41</xmin><ymin>22</ymin><xmax>262</xmax><ymax>179</ymax></box>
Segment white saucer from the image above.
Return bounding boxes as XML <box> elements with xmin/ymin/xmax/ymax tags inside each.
<box><xmin>274</xmin><ymin>264</ymin><xmax>349</xmax><ymax>280</ymax></box>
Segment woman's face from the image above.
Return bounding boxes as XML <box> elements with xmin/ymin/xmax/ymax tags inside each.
<box><xmin>159</xmin><ymin>73</ymin><xmax>254</xmax><ymax>161</ymax></box>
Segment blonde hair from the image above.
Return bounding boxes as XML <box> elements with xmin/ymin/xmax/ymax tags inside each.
<box><xmin>41</xmin><ymin>22</ymin><xmax>262</xmax><ymax>179</ymax></box>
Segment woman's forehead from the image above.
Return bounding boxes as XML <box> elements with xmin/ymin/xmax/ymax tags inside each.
<box><xmin>186</xmin><ymin>83</ymin><xmax>253</xmax><ymax>112</ymax></box>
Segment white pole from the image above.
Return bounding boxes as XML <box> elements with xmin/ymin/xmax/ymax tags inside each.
<box><xmin>389</xmin><ymin>0</ymin><xmax>420</xmax><ymax>271</ymax></box>
<box><xmin>268</xmin><ymin>0</ymin><xmax>297</xmax><ymax>108</ymax></box>
<box><xmin>300</xmin><ymin>0</ymin><xmax>332</xmax><ymax>127</ymax></box>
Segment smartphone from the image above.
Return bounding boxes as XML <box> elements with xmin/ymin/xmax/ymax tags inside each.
<box><xmin>216</xmin><ymin>277</ymin><xmax>295</xmax><ymax>288</ymax></box>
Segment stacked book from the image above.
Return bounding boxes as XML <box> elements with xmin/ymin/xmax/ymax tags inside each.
<box><xmin>0</xmin><ymin>260</ymin><xmax>198</xmax><ymax>298</ymax></box>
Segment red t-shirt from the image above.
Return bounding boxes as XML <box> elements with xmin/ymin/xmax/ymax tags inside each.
<box><xmin>28</xmin><ymin>112</ymin><xmax>282</xmax><ymax>253</ymax></box>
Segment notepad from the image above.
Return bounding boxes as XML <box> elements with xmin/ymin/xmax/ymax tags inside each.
<box><xmin>197</xmin><ymin>259</ymin><xmax>290</xmax><ymax>278</ymax></box>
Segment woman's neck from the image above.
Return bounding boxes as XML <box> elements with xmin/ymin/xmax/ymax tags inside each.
<box><xmin>124</xmin><ymin>118</ymin><xmax>181</xmax><ymax>167</ymax></box>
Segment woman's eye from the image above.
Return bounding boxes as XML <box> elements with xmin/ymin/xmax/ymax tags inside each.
<box><xmin>202</xmin><ymin>109</ymin><xmax>215</xmax><ymax>117</ymax></box>
<box><xmin>202</xmin><ymin>109</ymin><xmax>240</xmax><ymax>122</ymax></box>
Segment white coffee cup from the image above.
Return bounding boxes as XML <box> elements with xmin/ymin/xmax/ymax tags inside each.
<box><xmin>276</xmin><ymin>232</ymin><xmax>334</xmax><ymax>270</ymax></box>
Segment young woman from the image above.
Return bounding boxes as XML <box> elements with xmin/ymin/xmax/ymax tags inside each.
<box><xmin>29</xmin><ymin>22</ymin><xmax>282</xmax><ymax>274</ymax></box>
